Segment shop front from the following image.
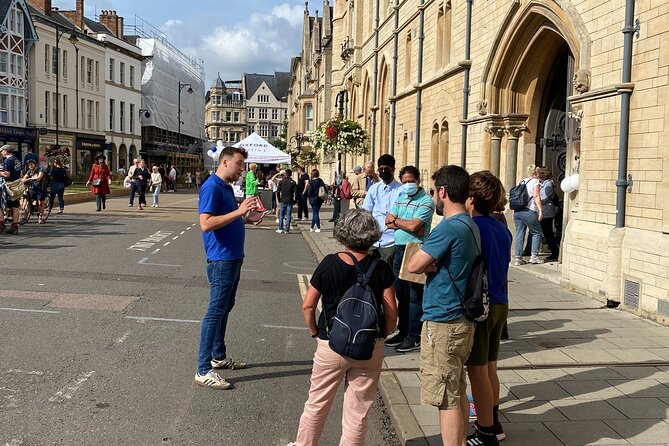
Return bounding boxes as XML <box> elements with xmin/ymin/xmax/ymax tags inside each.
<box><xmin>0</xmin><ymin>125</ymin><xmax>38</xmax><ymax>160</ymax></box>
<box><xmin>75</xmin><ymin>135</ymin><xmax>106</xmax><ymax>176</ymax></box>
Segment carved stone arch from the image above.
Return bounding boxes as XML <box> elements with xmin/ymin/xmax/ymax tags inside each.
<box><xmin>481</xmin><ymin>0</ymin><xmax>590</xmax><ymax>116</ymax></box>
<box><xmin>362</xmin><ymin>71</ymin><xmax>372</xmax><ymax>130</ymax></box>
<box><xmin>378</xmin><ymin>57</ymin><xmax>391</xmax><ymax>155</ymax></box>
<box><xmin>430</xmin><ymin>122</ymin><xmax>441</xmax><ymax>175</ymax></box>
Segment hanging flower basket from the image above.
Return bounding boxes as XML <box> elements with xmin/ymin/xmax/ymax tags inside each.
<box><xmin>309</xmin><ymin>118</ymin><xmax>369</xmax><ymax>157</ymax></box>
<box><xmin>44</xmin><ymin>145</ymin><xmax>71</xmax><ymax>166</ymax></box>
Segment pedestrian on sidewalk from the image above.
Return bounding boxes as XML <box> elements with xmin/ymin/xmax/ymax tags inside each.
<box><xmin>290</xmin><ymin>208</ymin><xmax>397</xmax><ymax>446</ymax></box>
<box><xmin>150</xmin><ymin>166</ymin><xmax>162</xmax><ymax>208</ymax></box>
<box><xmin>465</xmin><ymin>171</ymin><xmax>512</xmax><ymax>446</ymax></box>
<box><xmin>408</xmin><ymin>165</ymin><xmax>479</xmax><ymax>446</ymax></box>
<box><xmin>384</xmin><ymin>165</ymin><xmax>435</xmax><ymax>353</ymax></box>
<box><xmin>305</xmin><ymin>169</ymin><xmax>325</xmax><ymax>232</ymax></box>
<box><xmin>339</xmin><ymin>174</ymin><xmax>352</xmax><ymax>219</ymax></box>
<box><xmin>296</xmin><ymin>166</ymin><xmax>310</xmax><ymax>221</ymax></box>
<box><xmin>329</xmin><ymin>171</ymin><xmax>343</xmax><ymax>222</ymax></box>
<box><xmin>133</xmin><ymin>160</ymin><xmax>150</xmax><ymax>210</ymax></box>
<box><xmin>276</xmin><ymin>168</ymin><xmax>296</xmax><ymax>234</ymax></box>
<box><xmin>362</xmin><ymin>154</ymin><xmax>402</xmax><ymax>266</ymax></box>
<box><xmin>538</xmin><ymin>167</ymin><xmax>560</xmax><ymax>261</ymax></box>
<box><xmin>127</xmin><ymin>158</ymin><xmax>140</xmax><ymax>207</ymax></box>
<box><xmin>86</xmin><ymin>154</ymin><xmax>111</xmax><ymax>212</ymax></box>
<box><xmin>168</xmin><ymin>165</ymin><xmax>178</xmax><ymax>192</ymax></box>
<box><xmin>195</xmin><ymin>146</ymin><xmax>259</xmax><ymax>390</ymax></box>
<box><xmin>48</xmin><ymin>158</ymin><xmax>67</xmax><ymax>214</ymax></box>
<box><xmin>513</xmin><ymin>165</ymin><xmax>543</xmax><ymax>265</ymax></box>
<box><xmin>245</xmin><ymin>162</ymin><xmax>258</xmax><ymax>198</ymax></box>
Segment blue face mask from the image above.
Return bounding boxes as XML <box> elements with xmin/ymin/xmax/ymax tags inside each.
<box><xmin>403</xmin><ymin>182</ymin><xmax>418</xmax><ymax>196</ymax></box>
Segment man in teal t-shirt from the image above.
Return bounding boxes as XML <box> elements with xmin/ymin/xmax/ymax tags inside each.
<box><xmin>384</xmin><ymin>165</ymin><xmax>435</xmax><ymax>353</ymax></box>
<box><xmin>407</xmin><ymin>165</ymin><xmax>479</xmax><ymax>446</ymax></box>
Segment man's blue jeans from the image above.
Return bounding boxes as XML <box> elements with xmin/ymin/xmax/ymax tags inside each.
<box><xmin>279</xmin><ymin>202</ymin><xmax>293</xmax><ymax>232</ymax></box>
<box><xmin>514</xmin><ymin>208</ymin><xmax>542</xmax><ymax>256</ymax></box>
<box><xmin>198</xmin><ymin>259</ymin><xmax>243</xmax><ymax>374</ymax></box>
<box><xmin>392</xmin><ymin>245</ymin><xmax>424</xmax><ymax>342</ymax></box>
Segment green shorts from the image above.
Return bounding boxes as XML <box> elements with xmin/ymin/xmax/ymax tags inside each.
<box><xmin>466</xmin><ymin>304</ymin><xmax>508</xmax><ymax>366</ymax></box>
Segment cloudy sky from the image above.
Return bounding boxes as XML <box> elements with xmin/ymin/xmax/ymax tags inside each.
<box><xmin>54</xmin><ymin>0</ymin><xmax>311</xmax><ymax>86</ymax></box>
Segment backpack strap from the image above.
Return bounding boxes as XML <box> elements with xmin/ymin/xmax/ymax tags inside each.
<box><xmin>340</xmin><ymin>252</ymin><xmax>380</xmax><ymax>287</ymax></box>
<box><xmin>442</xmin><ymin>218</ymin><xmax>482</xmax><ymax>308</ymax></box>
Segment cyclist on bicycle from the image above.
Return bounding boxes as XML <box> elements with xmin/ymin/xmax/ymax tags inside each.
<box><xmin>22</xmin><ymin>158</ymin><xmax>48</xmax><ymax>224</ymax></box>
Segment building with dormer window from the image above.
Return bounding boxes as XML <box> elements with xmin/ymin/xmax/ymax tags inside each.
<box><xmin>243</xmin><ymin>72</ymin><xmax>289</xmax><ymax>142</ymax></box>
<box><xmin>0</xmin><ymin>0</ymin><xmax>38</xmax><ymax>155</ymax></box>
<box><xmin>205</xmin><ymin>74</ymin><xmax>245</xmax><ymax>146</ymax></box>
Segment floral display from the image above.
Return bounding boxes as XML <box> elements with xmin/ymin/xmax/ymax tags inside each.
<box><xmin>309</xmin><ymin>118</ymin><xmax>369</xmax><ymax>157</ymax></box>
<box><xmin>44</xmin><ymin>145</ymin><xmax>71</xmax><ymax>165</ymax></box>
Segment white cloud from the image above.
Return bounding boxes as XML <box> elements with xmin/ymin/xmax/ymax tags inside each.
<box><xmin>163</xmin><ymin>19</ymin><xmax>183</xmax><ymax>28</ymax></box>
<box><xmin>198</xmin><ymin>4</ymin><xmax>303</xmax><ymax>81</ymax></box>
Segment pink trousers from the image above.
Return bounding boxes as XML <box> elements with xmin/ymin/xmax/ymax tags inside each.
<box><xmin>295</xmin><ymin>338</ymin><xmax>385</xmax><ymax>446</ymax></box>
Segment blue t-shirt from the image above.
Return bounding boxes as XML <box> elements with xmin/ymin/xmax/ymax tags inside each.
<box><xmin>3</xmin><ymin>156</ymin><xmax>22</xmax><ymax>181</ymax></box>
<box><xmin>421</xmin><ymin>213</ymin><xmax>480</xmax><ymax>322</ymax></box>
<box><xmin>473</xmin><ymin>215</ymin><xmax>512</xmax><ymax>305</ymax></box>
<box><xmin>199</xmin><ymin>174</ymin><xmax>245</xmax><ymax>261</ymax></box>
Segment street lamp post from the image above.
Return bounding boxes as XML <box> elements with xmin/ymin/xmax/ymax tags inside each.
<box><xmin>335</xmin><ymin>89</ymin><xmax>349</xmax><ymax>175</ymax></box>
<box><xmin>55</xmin><ymin>25</ymin><xmax>78</xmax><ymax>156</ymax></box>
<box><xmin>177</xmin><ymin>81</ymin><xmax>193</xmax><ymax>152</ymax></box>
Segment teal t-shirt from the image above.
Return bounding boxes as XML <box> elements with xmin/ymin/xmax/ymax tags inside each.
<box><xmin>421</xmin><ymin>212</ymin><xmax>480</xmax><ymax>322</ymax></box>
<box><xmin>391</xmin><ymin>188</ymin><xmax>435</xmax><ymax>246</ymax></box>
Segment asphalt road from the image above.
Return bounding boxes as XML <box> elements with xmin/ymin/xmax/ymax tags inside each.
<box><xmin>0</xmin><ymin>191</ymin><xmax>399</xmax><ymax>446</ymax></box>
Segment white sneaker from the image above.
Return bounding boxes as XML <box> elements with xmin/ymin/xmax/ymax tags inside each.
<box><xmin>513</xmin><ymin>257</ymin><xmax>527</xmax><ymax>266</ymax></box>
<box><xmin>276</xmin><ymin>229</ymin><xmax>283</xmax><ymax>233</ymax></box>
<box><xmin>194</xmin><ymin>371</ymin><xmax>231</xmax><ymax>390</ymax></box>
<box><xmin>309</xmin><ymin>227</ymin><xmax>314</xmax><ymax>232</ymax></box>
<box><xmin>211</xmin><ymin>357</ymin><xmax>246</xmax><ymax>369</ymax></box>
<box><xmin>315</xmin><ymin>228</ymin><xmax>321</xmax><ymax>233</ymax></box>
<box><xmin>276</xmin><ymin>218</ymin><xmax>279</xmax><ymax>223</ymax></box>
<box><xmin>529</xmin><ymin>255</ymin><xmax>544</xmax><ymax>264</ymax></box>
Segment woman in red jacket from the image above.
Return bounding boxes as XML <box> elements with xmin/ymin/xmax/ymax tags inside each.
<box><xmin>86</xmin><ymin>154</ymin><xmax>111</xmax><ymax>211</ymax></box>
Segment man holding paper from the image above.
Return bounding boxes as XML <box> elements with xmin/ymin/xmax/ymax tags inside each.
<box><xmin>384</xmin><ymin>165</ymin><xmax>435</xmax><ymax>353</ymax></box>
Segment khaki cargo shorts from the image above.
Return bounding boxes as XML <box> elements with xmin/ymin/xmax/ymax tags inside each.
<box><xmin>420</xmin><ymin>317</ymin><xmax>475</xmax><ymax>409</ymax></box>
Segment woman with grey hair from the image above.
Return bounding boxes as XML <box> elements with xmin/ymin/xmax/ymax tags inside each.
<box><xmin>289</xmin><ymin>209</ymin><xmax>397</xmax><ymax>446</ymax></box>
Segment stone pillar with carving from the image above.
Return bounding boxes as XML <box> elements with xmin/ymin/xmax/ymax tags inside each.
<box><xmin>485</xmin><ymin>124</ymin><xmax>505</xmax><ymax>177</ymax></box>
<box><xmin>504</xmin><ymin>124</ymin><xmax>528</xmax><ymax>191</ymax></box>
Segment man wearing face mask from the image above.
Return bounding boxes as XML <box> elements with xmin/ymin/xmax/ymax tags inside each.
<box><xmin>362</xmin><ymin>154</ymin><xmax>402</xmax><ymax>266</ymax></box>
<box><xmin>384</xmin><ymin>166</ymin><xmax>435</xmax><ymax>352</ymax></box>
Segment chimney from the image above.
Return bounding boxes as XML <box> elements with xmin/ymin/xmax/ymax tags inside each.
<box><xmin>99</xmin><ymin>10</ymin><xmax>119</xmax><ymax>37</ymax></box>
<box><xmin>117</xmin><ymin>16</ymin><xmax>124</xmax><ymax>39</ymax></box>
<box><xmin>60</xmin><ymin>0</ymin><xmax>84</xmax><ymax>29</ymax></box>
<box><xmin>26</xmin><ymin>0</ymin><xmax>52</xmax><ymax>15</ymax></box>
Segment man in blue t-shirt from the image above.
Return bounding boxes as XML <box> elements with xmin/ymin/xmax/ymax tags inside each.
<box><xmin>464</xmin><ymin>171</ymin><xmax>512</xmax><ymax>446</ymax></box>
<box><xmin>408</xmin><ymin>165</ymin><xmax>479</xmax><ymax>446</ymax></box>
<box><xmin>195</xmin><ymin>146</ymin><xmax>261</xmax><ymax>390</ymax></box>
<box><xmin>0</xmin><ymin>145</ymin><xmax>23</xmax><ymax>234</ymax></box>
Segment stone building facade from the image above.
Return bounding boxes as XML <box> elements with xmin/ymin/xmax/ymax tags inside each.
<box><xmin>204</xmin><ymin>75</ymin><xmax>246</xmax><ymax>146</ymax></box>
<box><xmin>243</xmin><ymin>72</ymin><xmax>290</xmax><ymax>142</ymax></box>
<box><xmin>288</xmin><ymin>0</ymin><xmax>669</xmax><ymax>323</ymax></box>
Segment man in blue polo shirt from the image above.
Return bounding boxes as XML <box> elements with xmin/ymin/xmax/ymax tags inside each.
<box><xmin>384</xmin><ymin>165</ymin><xmax>435</xmax><ymax>353</ymax></box>
<box><xmin>195</xmin><ymin>146</ymin><xmax>260</xmax><ymax>390</ymax></box>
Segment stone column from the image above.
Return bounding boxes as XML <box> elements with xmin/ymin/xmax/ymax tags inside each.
<box><xmin>504</xmin><ymin>125</ymin><xmax>527</xmax><ymax>191</ymax></box>
<box><xmin>485</xmin><ymin>125</ymin><xmax>505</xmax><ymax>177</ymax></box>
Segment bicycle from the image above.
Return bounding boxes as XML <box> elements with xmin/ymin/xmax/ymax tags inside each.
<box><xmin>18</xmin><ymin>189</ymin><xmax>51</xmax><ymax>225</ymax></box>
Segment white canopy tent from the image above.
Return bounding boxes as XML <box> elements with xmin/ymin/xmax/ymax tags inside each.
<box><xmin>233</xmin><ymin>132</ymin><xmax>291</xmax><ymax>165</ymax></box>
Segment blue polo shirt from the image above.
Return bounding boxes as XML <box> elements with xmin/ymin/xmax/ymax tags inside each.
<box><xmin>421</xmin><ymin>213</ymin><xmax>480</xmax><ymax>322</ymax></box>
<box><xmin>199</xmin><ymin>174</ymin><xmax>245</xmax><ymax>261</ymax></box>
<box><xmin>473</xmin><ymin>215</ymin><xmax>512</xmax><ymax>305</ymax></box>
<box><xmin>390</xmin><ymin>187</ymin><xmax>435</xmax><ymax>245</ymax></box>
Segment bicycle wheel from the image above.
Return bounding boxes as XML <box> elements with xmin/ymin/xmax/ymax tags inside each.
<box><xmin>42</xmin><ymin>195</ymin><xmax>52</xmax><ymax>222</ymax></box>
<box><xmin>18</xmin><ymin>196</ymin><xmax>31</xmax><ymax>225</ymax></box>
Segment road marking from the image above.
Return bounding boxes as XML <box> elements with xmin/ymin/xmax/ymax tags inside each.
<box><xmin>4</xmin><ymin>439</ymin><xmax>22</xmax><ymax>446</ymax></box>
<box><xmin>261</xmin><ymin>324</ymin><xmax>309</xmax><ymax>331</ymax></box>
<box><xmin>137</xmin><ymin>258</ymin><xmax>180</xmax><ymax>267</ymax></box>
<box><xmin>152</xmin><ymin>249</ymin><xmax>160</xmax><ymax>254</ymax></box>
<box><xmin>114</xmin><ymin>331</ymin><xmax>131</xmax><ymax>346</ymax></box>
<box><xmin>172</xmin><ymin>236</ymin><xmax>179</xmax><ymax>240</ymax></box>
<box><xmin>127</xmin><ymin>230</ymin><xmax>173</xmax><ymax>251</ymax></box>
<box><xmin>297</xmin><ymin>274</ymin><xmax>321</xmax><ymax>312</ymax></box>
<box><xmin>180</xmin><ymin>231</ymin><xmax>185</xmax><ymax>235</ymax></box>
<box><xmin>125</xmin><ymin>316</ymin><xmax>201</xmax><ymax>323</ymax></box>
<box><xmin>48</xmin><ymin>371</ymin><xmax>95</xmax><ymax>403</ymax></box>
<box><xmin>163</xmin><ymin>241</ymin><xmax>171</xmax><ymax>246</ymax></box>
<box><xmin>4</xmin><ymin>369</ymin><xmax>44</xmax><ymax>376</ymax></box>
<box><xmin>0</xmin><ymin>307</ymin><xmax>60</xmax><ymax>314</ymax></box>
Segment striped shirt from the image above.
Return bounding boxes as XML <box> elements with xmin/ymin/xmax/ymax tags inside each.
<box><xmin>391</xmin><ymin>187</ymin><xmax>435</xmax><ymax>245</ymax></box>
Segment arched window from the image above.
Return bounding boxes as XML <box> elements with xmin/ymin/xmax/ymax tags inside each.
<box><xmin>431</xmin><ymin>123</ymin><xmax>440</xmax><ymax>174</ymax></box>
<box><xmin>435</xmin><ymin>2</ymin><xmax>452</xmax><ymax>69</ymax></box>
<box><xmin>440</xmin><ymin>120</ymin><xmax>449</xmax><ymax>165</ymax></box>
<box><xmin>405</xmin><ymin>31</ymin><xmax>412</xmax><ymax>87</ymax></box>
